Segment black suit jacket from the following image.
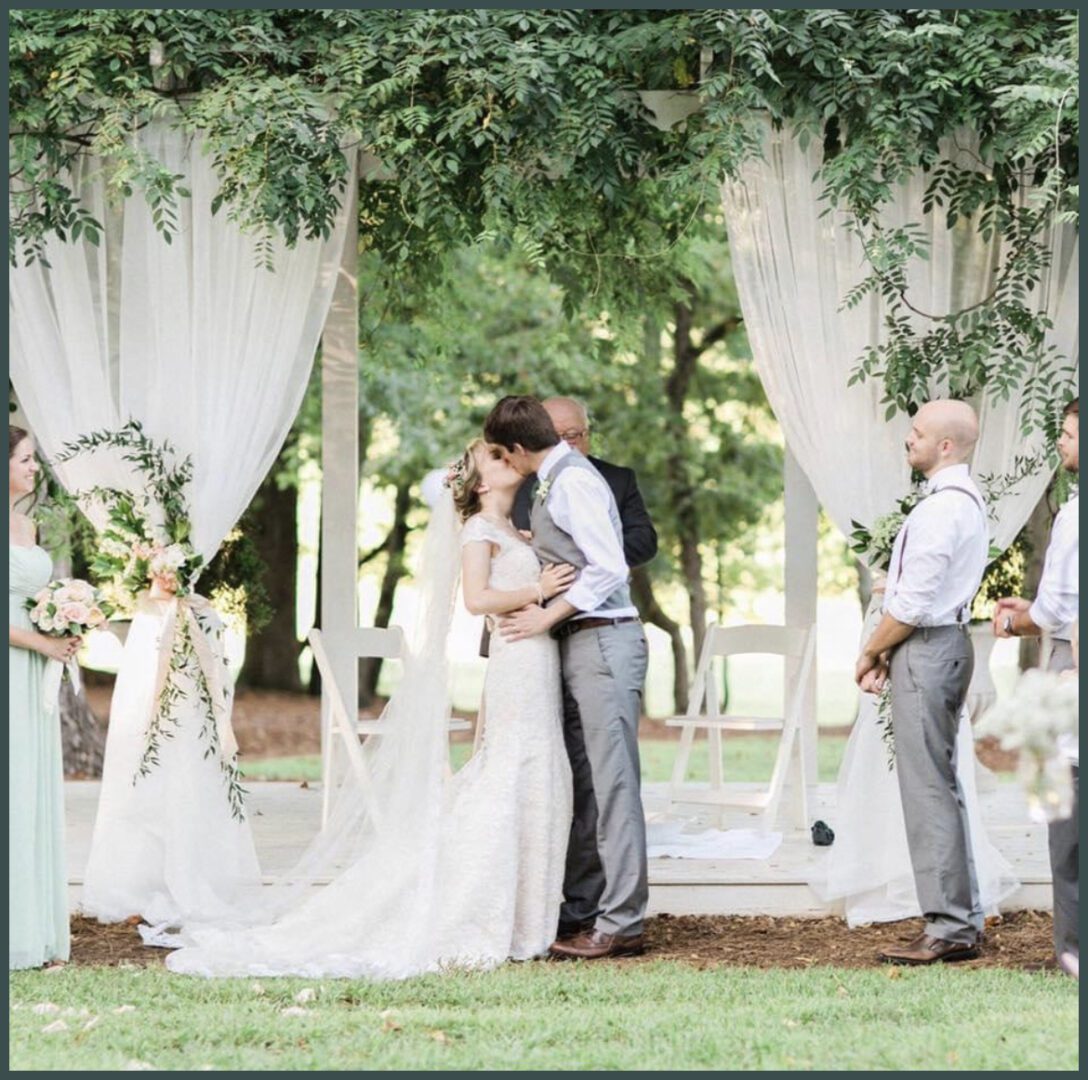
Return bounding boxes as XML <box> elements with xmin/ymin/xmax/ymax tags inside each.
<box><xmin>511</xmin><ymin>454</ymin><xmax>658</xmax><ymax>569</ymax></box>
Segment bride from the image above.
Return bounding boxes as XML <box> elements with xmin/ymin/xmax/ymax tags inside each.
<box><xmin>164</xmin><ymin>439</ymin><xmax>575</xmax><ymax>978</ymax></box>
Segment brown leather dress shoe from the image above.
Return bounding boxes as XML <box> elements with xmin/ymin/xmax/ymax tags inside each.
<box><xmin>549</xmin><ymin>929</ymin><xmax>645</xmax><ymax>960</ymax></box>
<box><xmin>880</xmin><ymin>933</ymin><xmax>980</xmax><ymax>966</ymax></box>
<box><xmin>554</xmin><ymin>919</ymin><xmax>596</xmax><ymax>943</ymax></box>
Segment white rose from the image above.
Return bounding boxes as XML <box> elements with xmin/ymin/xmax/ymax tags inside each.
<box><xmin>160</xmin><ymin>544</ymin><xmax>189</xmax><ymax>570</ymax></box>
<box><xmin>71</xmin><ymin>580</ymin><xmax>97</xmax><ymax>603</ymax></box>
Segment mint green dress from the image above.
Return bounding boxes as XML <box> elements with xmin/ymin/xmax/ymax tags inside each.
<box><xmin>9</xmin><ymin>544</ymin><xmax>70</xmax><ymax>969</ymax></box>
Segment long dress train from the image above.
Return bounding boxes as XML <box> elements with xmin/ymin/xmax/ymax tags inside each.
<box><xmin>166</xmin><ymin>511</ymin><xmax>573</xmax><ymax>978</ymax></box>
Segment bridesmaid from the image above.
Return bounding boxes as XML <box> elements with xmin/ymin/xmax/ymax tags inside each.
<box><xmin>9</xmin><ymin>426</ymin><xmax>80</xmax><ymax>969</ymax></box>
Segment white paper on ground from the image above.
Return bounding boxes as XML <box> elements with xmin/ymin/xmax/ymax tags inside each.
<box><xmin>646</xmin><ymin>820</ymin><xmax>782</xmax><ymax>860</ymax></box>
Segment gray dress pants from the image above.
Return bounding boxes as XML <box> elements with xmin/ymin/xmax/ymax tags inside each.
<box><xmin>1046</xmin><ymin>640</ymin><xmax>1078</xmax><ymax>964</ymax></box>
<box><xmin>557</xmin><ymin>621</ymin><xmax>649</xmax><ymax>936</ymax></box>
<box><xmin>889</xmin><ymin>624</ymin><xmax>983</xmax><ymax>945</ymax></box>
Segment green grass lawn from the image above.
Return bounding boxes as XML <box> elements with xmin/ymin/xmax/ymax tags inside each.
<box><xmin>241</xmin><ymin>734</ymin><xmax>854</xmax><ymax>785</ymax></box>
<box><xmin>9</xmin><ymin>962</ymin><xmax>1077</xmax><ymax>1071</ymax></box>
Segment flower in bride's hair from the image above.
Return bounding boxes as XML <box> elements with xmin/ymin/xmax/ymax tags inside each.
<box><xmin>443</xmin><ymin>458</ymin><xmax>468</xmax><ymax>492</ymax></box>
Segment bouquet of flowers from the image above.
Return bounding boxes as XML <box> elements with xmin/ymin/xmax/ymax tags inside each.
<box><xmin>27</xmin><ymin>577</ymin><xmax>112</xmax><ymax>637</ymax></box>
<box><xmin>976</xmin><ymin>668</ymin><xmax>1079</xmax><ymax>823</ymax></box>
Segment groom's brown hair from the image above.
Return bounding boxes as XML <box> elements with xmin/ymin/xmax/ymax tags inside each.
<box><xmin>484</xmin><ymin>395</ymin><xmax>560</xmax><ymax>452</ymax></box>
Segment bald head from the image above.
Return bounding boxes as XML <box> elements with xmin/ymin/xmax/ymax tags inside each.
<box><xmin>907</xmin><ymin>399</ymin><xmax>979</xmax><ymax>476</ymax></box>
<box><xmin>542</xmin><ymin>397</ymin><xmax>591</xmax><ymax>454</ymax></box>
<box><xmin>920</xmin><ymin>400</ymin><xmax>979</xmax><ymax>458</ymax></box>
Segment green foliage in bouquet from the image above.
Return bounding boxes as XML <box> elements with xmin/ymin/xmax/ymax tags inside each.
<box><xmin>55</xmin><ymin>420</ymin><xmax>204</xmax><ymax>601</ymax></box>
<box><xmin>848</xmin><ymin>483</ymin><xmax>925</xmax><ymax>573</ymax></box>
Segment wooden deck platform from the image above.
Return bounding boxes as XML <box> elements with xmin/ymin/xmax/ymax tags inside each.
<box><xmin>63</xmin><ymin>779</ymin><xmax>1052</xmax><ymax>917</ymax></box>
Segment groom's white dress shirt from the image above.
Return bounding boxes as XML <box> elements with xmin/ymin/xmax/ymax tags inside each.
<box><xmin>1029</xmin><ymin>488</ymin><xmax>1079</xmax><ymax>642</ymax></box>
<box><xmin>535</xmin><ymin>442</ymin><xmax>637</xmax><ymax>620</ymax></box>
<box><xmin>883</xmin><ymin>463</ymin><xmax>990</xmax><ymax>627</ymax></box>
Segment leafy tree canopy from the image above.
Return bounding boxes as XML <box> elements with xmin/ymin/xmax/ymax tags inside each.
<box><xmin>9</xmin><ymin>8</ymin><xmax>1078</xmax><ymax>430</ymax></box>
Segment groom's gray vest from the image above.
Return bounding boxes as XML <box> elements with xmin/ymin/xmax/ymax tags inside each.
<box><xmin>529</xmin><ymin>451</ymin><xmax>633</xmax><ymax>613</ymax></box>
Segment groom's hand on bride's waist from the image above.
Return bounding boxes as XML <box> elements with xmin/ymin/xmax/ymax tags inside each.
<box><xmin>498</xmin><ymin>599</ymin><xmax>576</xmax><ymax>642</ymax></box>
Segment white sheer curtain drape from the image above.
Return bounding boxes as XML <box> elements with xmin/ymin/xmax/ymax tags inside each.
<box><xmin>721</xmin><ymin>117</ymin><xmax>1077</xmax><ymax>925</ymax></box>
<box><xmin>721</xmin><ymin>117</ymin><xmax>1078</xmax><ymax>552</ymax></box>
<box><xmin>10</xmin><ymin>122</ymin><xmax>357</xmax><ymax>924</ymax></box>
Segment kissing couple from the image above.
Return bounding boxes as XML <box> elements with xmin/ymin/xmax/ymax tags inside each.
<box><xmin>163</xmin><ymin>395</ymin><xmax>650</xmax><ymax>979</ymax></box>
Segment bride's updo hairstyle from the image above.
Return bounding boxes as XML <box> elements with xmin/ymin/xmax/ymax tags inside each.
<box><xmin>447</xmin><ymin>438</ymin><xmax>486</xmax><ymax>523</ymax></box>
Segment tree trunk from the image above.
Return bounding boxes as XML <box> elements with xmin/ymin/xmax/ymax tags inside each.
<box><xmin>60</xmin><ymin>679</ymin><xmax>105</xmax><ymax>778</ymax></box>
<box><xmin>1018</xmin><ymin>484</ymin><xmax>1057</xmax><ymax>672</ymax></box>
<box><xmin>239</xmin><ymin>475</ymin><xmax>302</xmax><ymax>692</ymax></box>
<box><xmin>307</xmin><ymin>541</ymin><xmax>323</xmax><ymax>696</ymax></box>
<box><xmin>359</xmin><ymin>481</ymin><xmax>413</xmax><ymax>706</ymax></box>
<box><xmin>665</xmin><ymin>293</ymin><xmax>709</xmax><ymax>662</ymax></box>
<box><xmin>630</xmin><ymin>566</ymin><xmax>688</xmax><ymax>714</ymax></box>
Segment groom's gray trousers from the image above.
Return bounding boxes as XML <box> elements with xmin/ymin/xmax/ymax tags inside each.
<box><xmin>558</xmin><ymin>620</ymin><xmax>649</xmax><ymax>936</ymax></box>
<box><xmin>889</xmin><ymin>623</ymin><xmax>983</xmax><ymax>945</ymax></box>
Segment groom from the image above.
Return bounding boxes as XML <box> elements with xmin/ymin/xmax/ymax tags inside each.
<box><xmin>485</xmin><ymin>395</ymin><xmax>650</xmax><ymax>959</ymax></box>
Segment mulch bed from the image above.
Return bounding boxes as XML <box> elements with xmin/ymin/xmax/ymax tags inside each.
<box><xmin>71</xmin><ymin>682</ymin><xmax>1038</xmax><ymax>974</ymax></box>
<box><xmin>66</xmin><ymin>910</ymin><xmax>1057</xmax><ymax>972</ymax></box>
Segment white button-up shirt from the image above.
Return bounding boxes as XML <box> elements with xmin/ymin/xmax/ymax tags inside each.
<box><xmin>1030</xmin><ymin>490</ymin><xmax>1079</xmax><ymax>641</ymax></box>
<box><xmin>883</xmin><ymin>464</ymin><xmax>990</xmax><ymax>627</ymax></box>
<box><xmin>536</xmin><ymin>443</ymin><xmax>637</xmax><ymax>619</ymax></box>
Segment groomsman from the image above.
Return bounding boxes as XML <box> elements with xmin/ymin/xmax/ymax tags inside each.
<box><xmin>855</xmin><ymin>400</ymin><xmax>990</xmax><ymax>965</ymax></box>
<box><xmin>513</xmin><ymin>397</ymin><xmax>658</xmax><ymax>569</ymax></box>
<box><xmin>993</xmin><ymin>397</ymin><xmax>1079</xmax><ymax>973</ymax></box>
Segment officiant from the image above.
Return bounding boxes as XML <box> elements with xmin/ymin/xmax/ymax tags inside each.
<box><xmin>512</xmin><ymin>397</ymin><xmax>658</xmax><ymax>568</ymax></box>
<box><xmin>854</xmin><ymin>399</ymin><xmax>990</xmax><ymax>966</ymax></box>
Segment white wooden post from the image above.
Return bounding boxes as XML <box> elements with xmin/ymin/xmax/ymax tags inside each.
<box><xmin>784</xmin><ymin>447</ymin><xmax>819</xmax><ymax>788</ymax></box>
<box><xmin>319</xmin><ymin>164</ymin><xmax>359</xmax><ymax>787</ymax></box>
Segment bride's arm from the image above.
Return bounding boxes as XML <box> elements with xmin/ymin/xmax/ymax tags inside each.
<box><xmin>461</xmin><ymin>540</ymin><xmax>574</xmax><ymax>616</ymax></box>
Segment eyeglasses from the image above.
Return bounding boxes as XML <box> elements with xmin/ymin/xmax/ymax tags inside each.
<box><xmin>558</xmin><ymin>428</ymin><xmax>588</xmax><ymax>442</ymax></box>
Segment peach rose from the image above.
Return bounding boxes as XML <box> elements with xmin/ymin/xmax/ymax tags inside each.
<box><xmin>57</xmin><ymin>601</ymin><xmax>91</xmax><ymax>627</ymax></box>
<box><xmin>86</xmin><ymin>607</ymin><xmax>107</xmax><ymax>628</ymax></box>
<box><xmin>53</xmin><ymin>583</ymin><xmax>81</xmax><ymax>605</ymax></box>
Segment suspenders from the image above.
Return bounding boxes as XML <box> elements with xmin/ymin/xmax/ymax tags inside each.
<box><xmin>892</xmin><ymin>485</ymin><xmax>988</xmax><ymax>624</ymax></box>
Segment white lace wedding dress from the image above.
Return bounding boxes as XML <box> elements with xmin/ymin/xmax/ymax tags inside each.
<box><xmin>166</xmin><ymin>509</ymin><xmax>573</xmax><ymax>979</ymax></box>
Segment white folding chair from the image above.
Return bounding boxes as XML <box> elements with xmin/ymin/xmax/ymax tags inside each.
<box><xmin>309</xmin><ymin>626</ymin><xmax>471</xmax><ymax>826</ymax></box>
<box><xmin>665</xmin><ymin>623</ymin><xmax>816</xmax><ymax>831</ymax></box>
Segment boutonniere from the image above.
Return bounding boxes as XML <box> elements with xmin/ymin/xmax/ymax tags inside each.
<box><xmin>536</xmin><ymin>478</ymin><xmax>552</xmax><ymax>503</ymax></box>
